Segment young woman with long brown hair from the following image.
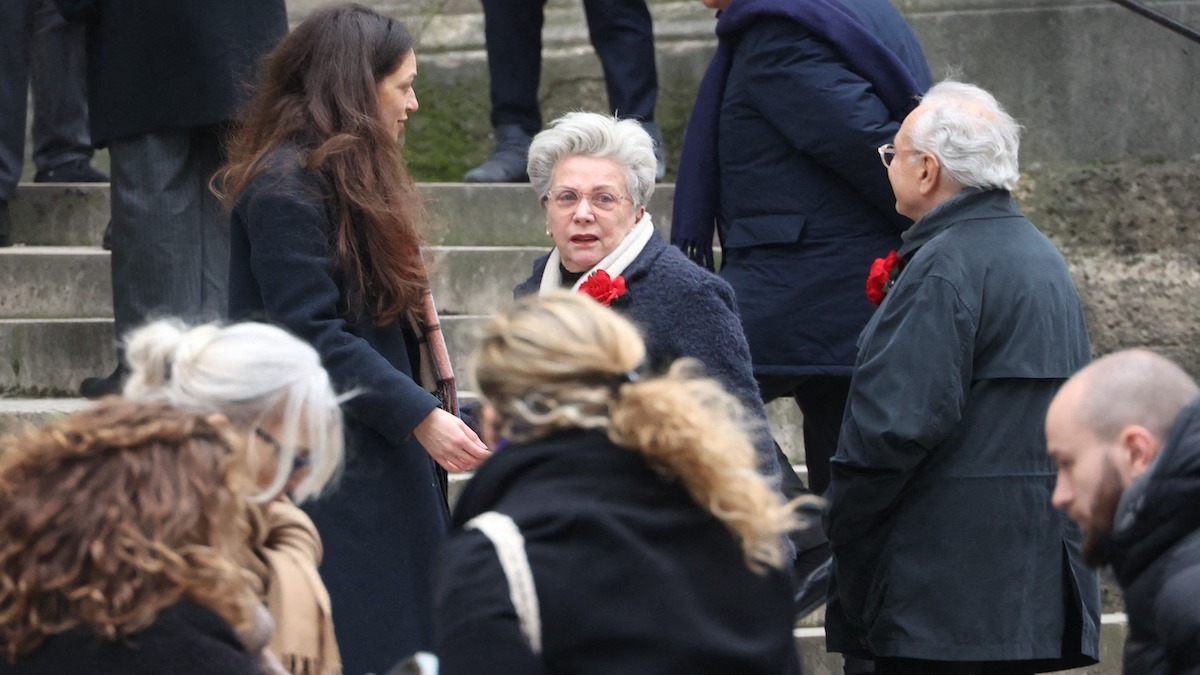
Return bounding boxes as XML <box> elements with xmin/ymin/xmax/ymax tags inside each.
<box><xmin>215</xmin><ymin>4</ymin><xmax>489</xmax><ymax>673</ymax></box>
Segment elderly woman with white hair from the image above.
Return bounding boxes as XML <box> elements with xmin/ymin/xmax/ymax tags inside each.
<box><xmin>122</xmin><ymin>319</ymin><xmax>346</xmax><ymax>675</ymax></box>
<box><xmin>513</xmin><ymin>111</ymin><xmax>783</xmax><ymax>484</ymax></box>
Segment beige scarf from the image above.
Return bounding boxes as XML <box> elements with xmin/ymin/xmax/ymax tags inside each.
<box><xmin>253</xmin><ymin>498</ymin><xmax>342</xmax><ymax>675</ymax></box>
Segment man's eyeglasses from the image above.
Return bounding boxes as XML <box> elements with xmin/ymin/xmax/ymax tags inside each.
<box><xmin>544</xmin><ymin>188</ymin><xmax>630</xmax><ymax>212</ymax></box>
<box><xmin>877</xmin><ymin>143</ymin><xmax>922</xmax><ymax>168</ymax></box>
<box><xmin>255</xmin><ymin>427</ymin><xmax>313</xmax><ymax>473</ymax></box>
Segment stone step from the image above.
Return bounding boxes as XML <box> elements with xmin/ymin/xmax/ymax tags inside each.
<box><xmin>7</xmin><ymin>248</ymin><xmax>1198</xmax><ymax>383</ymax></box>
<box><xmin>0</xmin><ymin>314</ymin><xmax>808</xmax><ymax>459</ymax></box>
<box><xmin>794</xmin><ymin>614</ymin><xmax>1128</xmax><ymax>674</ymax></box>
<box><xmin>4</xmin><ymin>183</ymin><xmax>677</xmax><ymax>248</ymax></box>
<box><xmin>0</xmin><ymin>247</ymin><xmax>112</xmax><ymax>318</ymax></box>
<box><xmin>0</xmin><ymin>319</ymin><xmax>116</xmax><ymax>396</ymax></box>
<box><xmin>0</xmin><ymin>397</ymin><xmax>92</xmax><ymax>435</ymax></box>
<box><xmin>0</xmin><ymin>245</ymin><xmax>546</xmax><ymax>319</ymax></box>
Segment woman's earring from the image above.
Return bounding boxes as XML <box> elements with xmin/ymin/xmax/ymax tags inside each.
<box><xmin>545</xmin><ymin>229</ymin><xmax>551</xmax><ymax>236</ymax></box>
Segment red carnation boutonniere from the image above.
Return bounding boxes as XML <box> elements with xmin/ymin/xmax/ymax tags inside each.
<box><xmin>865</xmin><ymin>251</ymin><xmax>905</xmax><ymax>306</ymax></box>
<box><xmin>579</xmin><ymin>269</ymin><xmax>627</xmax><ymax>307</ymax></box>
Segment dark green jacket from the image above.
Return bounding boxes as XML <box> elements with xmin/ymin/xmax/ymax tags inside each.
<box><xmin>825</xmin><ymin>189</ymin><xmax>1100</xmax><ymax>668</ymax></box>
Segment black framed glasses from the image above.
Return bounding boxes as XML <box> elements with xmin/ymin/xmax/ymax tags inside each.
<box><xmin>255</xmin><ymin>427</ymin><xmax>313</xmax><ymax>473</ymax></box>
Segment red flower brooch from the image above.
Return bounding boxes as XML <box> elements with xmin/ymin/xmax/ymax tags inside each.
<box><xmin>579</xmin><ymin>269</ymin><xmax>627</xmax><ymax>306</ymax></box>
<box><xmin>866</xmin><ymin>251</ymin><xmax>904</xmax><ymax>306</ymax></box>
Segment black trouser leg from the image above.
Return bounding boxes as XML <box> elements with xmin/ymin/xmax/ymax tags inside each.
<box><xmin>580</xmin><ymin>0</ymin><xmax>657</xmax><ymax>121</ymax></box>
<box><xmin>481</xmin><ymin>0</ymin><xmax>546</xmax><ymax>136</ymax></box>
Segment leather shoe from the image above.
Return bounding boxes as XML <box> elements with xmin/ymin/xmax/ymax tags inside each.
<box><xmin>34</xmin><ymin>158</ymin><xmax>109</xmax><ymax>183</ymax></box>
<box><xmin>79</xmin><ymin>364</ymin><xmax>129</xmax><ymax>400</ymax></box>
<box><xmin>463</xmin><ymin>124</ymin><xmax>532</xmax><ymax>183</ymax></box>
<box><xmin>0</xmin><ymin>200</ymin><xmax>10</xmax><ymax>247</ymax></box>
<box><xmin>641</xmin><ymin>120</ymin><xmax>667</xmax><ymax>182</ymax></box>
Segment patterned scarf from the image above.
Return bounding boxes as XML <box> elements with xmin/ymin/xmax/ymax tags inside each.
<box><xmin>409</xmin><ymin>288</ymin><xmax>458</xmax><ymax>417</ymax></box>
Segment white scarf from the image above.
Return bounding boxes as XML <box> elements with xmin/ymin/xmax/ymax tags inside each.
<box><xmin>538</xmin><ymin>213</ymin><xmax>655</xmax><ymax>295</ymax></box>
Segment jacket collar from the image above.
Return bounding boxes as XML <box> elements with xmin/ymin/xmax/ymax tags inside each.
<box><xmin>451</xmin><ymin>429</ymin><xmax>639</xmax><ymax>527</ymax></box>
<box><xmin>898</xmin><ymin>188</ymin><xmax>1019</xmax><ymax>259</ymax></box>
<box><xmin>1107</xmin><ymin>396</ymin><xmax>1200</xmax><ymax>582</ymax></box>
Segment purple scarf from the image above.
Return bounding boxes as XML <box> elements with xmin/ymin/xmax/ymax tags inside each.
<box><xmin>671</xmin><ymin>0</ymin><xmax>927</xmax><ymax>269</ymax></box>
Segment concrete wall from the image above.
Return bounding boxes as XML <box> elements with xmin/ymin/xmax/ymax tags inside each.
<box><xmin>280</xmin><ymin>0</ymin><xmax>1200</xmax><ymax>177</ymax></box>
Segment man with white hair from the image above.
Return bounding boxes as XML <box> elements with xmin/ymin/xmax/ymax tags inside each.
<box><xmin>824</xmin><ymin>81</ymin><xmax>1101</xmax><ymax>673</ymax></box>
<box><xmin>1046</xmin><ymin>349</ymin><xmax>1200</xmax><ymax>674</ymax></box>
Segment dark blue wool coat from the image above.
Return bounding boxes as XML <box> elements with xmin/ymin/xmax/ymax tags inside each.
<box><xmin>825</xmin><ymin>190</ymin><xmax>1100</xmax><ymax>667</ymax></box>
<box><xmin>435</xmin><ymin>430</ymin><xmax>801</xmax><ymax>675</ymax></box>
<box><xmin>1108</xmin><ymin>396</ymin><xmax>1200</xmax><ymax>674</ymax></box>
<box><xmin>674</xmin><ymin>0</ymin><xmax>932</xmax><ymax>378</ymax></box>
<box><xmin>514</xmin><ymin>231</ymin><xmax>781</xmax><ymax>481</ymax></box>
<box><xmin>228</xmin><ymin>147</ymin><xmax>448</xmax><ymax>675</ymax></box>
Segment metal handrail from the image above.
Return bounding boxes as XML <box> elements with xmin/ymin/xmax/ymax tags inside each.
<box><xmin>1107</xmin><ymin>0</ymin><xmax>1200</xmax><ymax>44</ymax></box>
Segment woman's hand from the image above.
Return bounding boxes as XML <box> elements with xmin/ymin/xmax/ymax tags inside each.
<box><xmin>414</xmin><ymin>408</ymin><xmax>491</xmax><ymax>473</ymax></box>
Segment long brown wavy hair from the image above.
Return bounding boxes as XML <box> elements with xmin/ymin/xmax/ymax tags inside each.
<box><xmin>0</xmin><ymin>399</ymin><xmax>262</xmax><ymax>661</ymax></box>
<box><xmin>214</xmin><ymin>3</ymin><xmax>427</xmax><ymax>324</ymax></box>
<box><xmin>473</xmin><ymin>292</ymin><xmax>802</xmax><ymax>572</ymax></box>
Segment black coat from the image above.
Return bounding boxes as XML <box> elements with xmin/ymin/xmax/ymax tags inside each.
<box><xmin>825</xmin><ymin>190</ymin><xmax>1100</xmax><ymax>668</ymax></box>
<box><xmin>0</xmin><ymin>602</ymin><xmax>258</xmax><ymax>675</ymax></box>
<box><xmin>434</xmin><ymin>430</ymin><xmax>801</xmax><ymax>675</ymax></box>
<box><xmin>1108</xmin><ymin>396</ymin><xmax>1200</xmax><ymax>674</ymax></box>
<box><xmin>228</xmin><ymin>147</ymin><xmax>449</xmax><ymax>675</ymax></box>
<box><xmin>54</xmin><ymin>0</ymin><xmax>286</xmax><ymax>145</ymax></box>
<box><xmin>714</xmin><ymin>1</ymin><xmax>932</xmax><ymax>378</ymax></box>
<box><xmin>514</xmin><ymin>231</ymin><xmax>782</xmax><ymax>480</ymax></box>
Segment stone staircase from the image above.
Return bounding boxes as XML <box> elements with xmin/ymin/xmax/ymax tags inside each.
<box><xmin>13</xmin><ymin>0</ymin><xmax>1200</xmax><ymax>667</ymax></box>
<box><xmin>1</xmin><ymin>179</ymin><xmax>1132</xmax><ymax>672</ymax></box>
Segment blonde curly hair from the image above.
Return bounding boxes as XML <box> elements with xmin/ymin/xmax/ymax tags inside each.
<box><xmin>0</xmin><ymin>399</ymin><xmax>263</xmax><ymax>661</ymax></box>
<box><xmin>473</xmin><ymin>291</ymin><xmax>798</xmax><ymax>571</ymax></box>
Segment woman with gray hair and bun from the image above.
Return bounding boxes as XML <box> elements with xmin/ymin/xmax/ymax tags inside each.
<box><xmin>123</xmin><ymin>319</ymin><xmax>345</xmax><ymax>675</ymax></box>
<box><xmin>513</xmin><ymin>111</ymin><xmax>782</xmax><ymax>484</ymax></box>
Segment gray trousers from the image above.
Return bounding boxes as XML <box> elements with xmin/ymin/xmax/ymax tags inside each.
<box><xmin>0</xmin><ymin>0</ymin><xmax>93</xmax><ymax>201</ymax></box>
<box><xmin>109</xmin><ymin>126</ymin><xmax>228</xmax><ymax>350</ymax></box>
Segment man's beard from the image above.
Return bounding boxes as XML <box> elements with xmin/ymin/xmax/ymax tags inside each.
<box><xmin>1081</xmin><ymin>456</ymin><xmax>1125</xmax><ymax>567</ymax></box>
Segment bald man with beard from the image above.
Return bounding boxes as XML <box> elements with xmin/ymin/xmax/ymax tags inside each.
<box><xmin>1046</xmin><ymin>349</ymin><xmax>1200</xmax><ymax>674</ymax></box>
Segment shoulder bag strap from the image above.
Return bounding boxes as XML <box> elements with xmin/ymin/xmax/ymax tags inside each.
<box><xmin>465</xmin><ymin>511</ymin><xmax>543</xmax><ymax>655</ymax></box>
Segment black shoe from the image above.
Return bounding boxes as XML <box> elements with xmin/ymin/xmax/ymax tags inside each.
<box><xmin>34</xmin><ymin>158</ymin><xmax>109</xmax><ymax>183</ymax></box>
<box><xmin>641</xmin><ymin>120</ymin><xmax>667</xmax><ymax>182</ymax></box>
<box><xmin>793</xmin><ymin>557</ymin><xmax>832</xmax><ymax>620</ymax></box>
<box><xmin>0</xmin><ymin>200</ymin><xmax>10</xmax><ymax>247</ymax></box>
<box><xmin>463</xmin><ymin>124</ymin><xmax>532</xmax><ymax>183</ymax></box>
<box><xmin>79</xmin><ymin>364</ymin><xmax>129</xmax><ymax>399</ymax></box>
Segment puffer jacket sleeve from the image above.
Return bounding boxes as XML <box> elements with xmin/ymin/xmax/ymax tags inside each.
<box><xmin>1156</xmin><ymin>562</ymin><xmax>1200</xmax><ymax>673</ymax></box>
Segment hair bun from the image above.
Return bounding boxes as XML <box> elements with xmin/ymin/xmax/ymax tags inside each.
<box><xmin>123</xmin><ymin>320</ymin><xmax>215</xmax><ymax>399</ymax></box>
